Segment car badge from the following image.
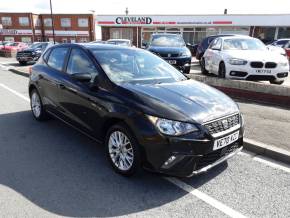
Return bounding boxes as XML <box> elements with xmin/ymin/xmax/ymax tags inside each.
<box><xmin>222</xmin><ymin>119</ymin><xmax>229</xmax><ymax>129</ymax></box>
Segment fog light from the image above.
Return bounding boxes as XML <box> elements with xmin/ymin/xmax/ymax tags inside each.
<box><xmin>164</xmin><ymin>156</ymin><xmax>176</xmax><ymax>166</ymax></box>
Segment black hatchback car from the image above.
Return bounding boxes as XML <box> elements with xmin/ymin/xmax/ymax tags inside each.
<box><xmin>146</xmin><ymin>34</ymin><xmax>192</xmax><ymax>74</ymax></box>
<box><xmin>29</xmin><ymin>43</ymin><xmax>244</xmax><ymax>177</ymax></box>
<box><xmin>17</xmin><ymin>42</ymin><xmax>53</xmax><ymax>65</ymax></box>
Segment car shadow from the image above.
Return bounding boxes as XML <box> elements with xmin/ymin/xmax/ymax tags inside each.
<box><xmin>0</xmin><ymin>110</ymin><xmax>227</xmax><ymax>217</ymax></box>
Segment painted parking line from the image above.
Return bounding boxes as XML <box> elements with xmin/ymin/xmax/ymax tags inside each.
<box><xmin>0</xmin><ymin>83</ymin><xmax>30</xmax><ymax>102</ymax></box>
<box><xmin>165</xmin><ymin>177</ymin><xmax>247</xmax><ymax>218</ymax></box>
<box><xmin>238</xmin><ymin>151</ymin><xmax>290</xmax><ymax>173</ymax></box>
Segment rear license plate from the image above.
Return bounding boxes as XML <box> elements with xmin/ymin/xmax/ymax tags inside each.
<box><xmin>213</xmin><ymin>131</ymin><xmax>239</xmax><ymax>151</ymax></box>
<box><xmin>167</xmin><ymin>60</ymin><xmax>177</xmax><ymax>64</ymax></box>
<box><xmin>256</xmin><ymin>69</ymin><xmax>271</xmax><ymax>74</ymax></box>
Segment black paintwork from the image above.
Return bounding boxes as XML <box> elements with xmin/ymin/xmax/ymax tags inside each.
<box><xmin>29</xmin><ymin>43</ymin><xmax>244</xmax><ymax>177</ymax></box>
<box><xmin>16</xmin><ymin>42</ymin><xmax>53</xmax><ymax>63</ymax></box>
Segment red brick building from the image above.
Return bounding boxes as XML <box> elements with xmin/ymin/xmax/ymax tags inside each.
<box><xmin>0</xmin><ymin>12</ymin><xmax>95</xmax><ymax>43</ymax></box>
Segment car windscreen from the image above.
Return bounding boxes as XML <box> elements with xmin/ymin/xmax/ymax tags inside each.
<box><xmin>150</xmin><ymin>35</ymin><xmax>185</xmax><ymax>47</ymax></box>
<box><xmin>223</xmin><ymin>38</ymin><xmax>266</xmax><ymax>51</ymax></box>
<box><xmin>92</xmin><ymin>49</ymin><xmax>186</xmax><ymax>84</ymax></box>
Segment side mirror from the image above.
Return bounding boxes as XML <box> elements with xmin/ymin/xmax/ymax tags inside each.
<box><xmin>71</xmin><ymin>73</ymin><xmax>92</xmax><ymax>82</ymax></box>
<box><xmin>186</xmin><ymin>43</ymin><xmax>192</xmax><ymax>47</ymax></box>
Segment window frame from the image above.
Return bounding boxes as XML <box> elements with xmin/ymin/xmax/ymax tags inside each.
<box><xmin>60</xmin><ymin>18</ymin><xmax>71</xmax><ymax>27</ymax></box>
<box><xmin>46</xmin><ymin>46</ymin><xmax>70</xmax><ymax>72</ymax></box>
<box><xmin>65</xmin><ymin>47</ymin><xmax>98</xmax><ymax>76</ymax></box>
<box><xmin>19</xmin><ymin>17</ymin><xmax>30</xmax><ymax>26</ymax></box>
<box><xmin>1</xmin><ymin>16</ymin><xmax>12</xmax><ymax>26</ymax></box>
<box><xmin>78</xmin><ymin>18</ymin><xmax>88</xmax><ymax>27</ymax></box>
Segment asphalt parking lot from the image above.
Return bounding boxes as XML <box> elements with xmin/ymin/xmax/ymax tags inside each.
<box><xmin>0</xmin><ymin>67</ymin><xmax>290</xmax><ymax>217</ymax></box>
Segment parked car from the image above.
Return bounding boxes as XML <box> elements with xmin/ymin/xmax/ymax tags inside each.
<box><xmin>16</xmin><ymin>42</ymin><xmax>53</xmax><ymax>65</ymax></box>
<box><xmin>0</xmin><ymin>41</ymin><xmax>11</xmax><ymax>49</ymax></box>
<box><xmin>107</xmin><ymin>39</ymin><xmax>132</xmax><ymax>47</ymax></box>
<box><xmin>186</xmin><ymin>43</ymin><xmax>198</xmax><ymax>56</ymax></box>
<box><xmin>0</xmin><ymin>42</ymin><xmax>28</xmax><ymax>52</ymax></box>
<box><xmin>146</xmin><ymin>33</ymin><xmax>192</xmax><ymax>74</ymax></box>
<box><xmin>89</xmin><ymin>40</ymin><xmax>107</xmax><ymax>44</ymax></box>
<box><xmin>270</xmin><ymin>38</ymin><xmax>290</xmax><ymax>48</ymax></box>
<box><xmin>196</xmin><ymin>34</ymin><xmax>235</xmax><ymax>61</ymax></box>
<box><xmin>284</xmin><ymin>42</ymin><xmax>290</xmax><ymax>60</ymax></box>
<box><xmin>28</xmin><ymin>43</ymin><xmax>244</xmax><ymax>177</ymax></box>
<box><xmin>202</xmin><ymin>36</ymin><xmax>289</xmax><ymax>85</ymax></box>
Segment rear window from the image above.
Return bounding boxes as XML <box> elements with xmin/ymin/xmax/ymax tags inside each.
<box><xmin>47</xmin><ymin>47</ymin><xmax>69</xmax><ymax>71</ymax></box>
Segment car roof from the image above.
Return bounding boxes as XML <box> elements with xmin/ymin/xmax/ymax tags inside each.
<box><xmin>217</xmin><ymin>35</ymin><xmax>253</xmax><ymax>40</ymax></box>
<box><xmin>50</xmin><ymin>43</ymin><xmax>136</xmax><ymax>51</ymax></box>
<box><xmin>152</xmin><ymin>33</ymin><xmax>181</xmax><ymax>36</ymax></box>
<box><xmin>107</xmin><ymin>39</ymin><xmax>130</xmax><ymax>42</ymax></box>
<box><xmin>275</xmin><ymin>38</ymin><xmax>290</xmax><ymax>41</ymax></box>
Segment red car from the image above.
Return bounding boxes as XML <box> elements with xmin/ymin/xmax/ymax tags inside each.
<box><xmin>0</xmin><ymin>42</ymin><xmax>28</xmax><ymax>52</ymax></box>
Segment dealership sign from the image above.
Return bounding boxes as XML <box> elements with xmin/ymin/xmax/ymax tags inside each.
<box><xmin>115</xmin><ymin>16</ymin><xmax>152</xmax><ymax>24</ymax></box>
<box><xmin>97</xmin><ymin>14</ymin><xmax>290</xmax><ymax>26</ymax></box>
<box><xmin>0</xmin><ymin>29</ymin><xmax>33</xmax><ymax>35</ymax></box>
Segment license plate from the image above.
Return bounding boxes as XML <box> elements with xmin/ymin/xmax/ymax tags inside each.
<box><xmin>256</xmin><ymin>69</ymin><xmax>272</xmax><ymax>74</ymax></box>
<box><xmin>167</xmin><ymin>60</ymin><xmax>177</xmax><ymax>64</ymax></box>
<box><xmin>213</xmin><ymin>131</ymin><xmax>239</xmax><ymax>151</ymax></box>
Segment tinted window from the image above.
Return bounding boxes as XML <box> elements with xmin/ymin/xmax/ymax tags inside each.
<box><xmin>43</xmin><ymin>48</ymin><xmax>51</xmax><ymax>62</ymax></box>
<box><xmin>67</xmin><ymin>48</ymin><xmax>98</xmax><ymax>81</ymax></box>
<box><xmin>47</xmin><ymin>47</ymin><xmax>69</xmax><ymax>71</ymax></box>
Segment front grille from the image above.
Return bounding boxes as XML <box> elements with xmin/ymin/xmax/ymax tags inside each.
<box><xmin>265</xmin><ymin>62</ymin><xmax>277</xmax><ymax>68</ymax></box>
<box><xmin>159</xmin><ymin>53</ymin><xmax>179</xmax><ymax>58</ymax></box>
<box><xmin>246</xmin><ymin>75</ymin><xmax>276</xmax><ymax>81</ymax></box>
<box><xmin>196</xmin><ymin>143</ymin><xmax>240</xmax><ymax>170</ymax></box>
<box><xmin>17</xmin><ymin>52</ymin><xmax>31</xmax><ymax>57</ymax></box>
<box><xmin>204</xmin><ymin>114</ymin><xmax>240</xmax><ymax>135</ymax></box>
<box><xmin>250</xmin><ymin>61</ymin><xmax>263</xmax><ymax>68</ymax></box>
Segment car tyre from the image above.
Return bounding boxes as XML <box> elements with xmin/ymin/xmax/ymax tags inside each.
<box><xmin>200</xmin><ymin>58</ymin><xmax>208</xmax><ymax>74</ymax></box>
<box><xmin>19</xmin><ymin>61</ymin><xmax>27</xmax><ymax>65</ymax></box>
<box><xmin>270</xmin><ymin>79</ymin><xmax>284</xmax><ymax>85</ymax></box>
<box><xmin>30</xmin><ymin>89</ymin><xmax>49</xmax><ymax>121</ymax></box>
<box><xmin>105</xmin><ymin>123</ymin><xmax>141</xmax><ymax>176</ymax></box>
<box><xmin>183</xmin><ymin>66</ymin><xmax>191</xmax><ymax>74</ymax></box>
<box><xmin>218</xmin><ymin>62</ymin><xmax>226</xmax><ymax>78</ymax></box>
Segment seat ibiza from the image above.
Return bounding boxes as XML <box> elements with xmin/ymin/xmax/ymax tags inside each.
<box><xmin>29</xmin><ymin>43</ymin><xmax>244</xmax><ymax>177</ymax></box>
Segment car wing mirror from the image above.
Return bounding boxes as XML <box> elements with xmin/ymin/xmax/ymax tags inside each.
<box><xmin>71</xmin><ymin>73</ymin><xmax>92</xmax><ymax>82</ymax></box>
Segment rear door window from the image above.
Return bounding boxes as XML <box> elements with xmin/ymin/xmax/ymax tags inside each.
<box><xmin>47</xmin><ymin>47</ymin><xmax>69</xmax><ymax>71</ymax></box>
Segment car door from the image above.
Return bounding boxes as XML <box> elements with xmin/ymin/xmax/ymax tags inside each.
<box><xmin>204</xmin><ymin>38</ymin><xmax>218</xmax><ymax>73</ymax></box>
<box><xmin>37</xmin><ymin>46</ymin><xmax>70</xmax><ymax>116</ymax></box>
<box><xmin>56</xmin><ymin>47</ymin><xmax>102</xmax><ymax>135</ymax></box>
<box><xmin>210</xmin><ymin>38</ymin><xmax>223</xmax><ymax>75</ymax></box>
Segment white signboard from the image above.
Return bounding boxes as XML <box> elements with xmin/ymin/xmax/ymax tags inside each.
<box><xmin>44</xmin><ymin>30</ymin><xmax>89</xmax><ymax>36</ymax></box>
<box><xmin>0</xmin><ymin>29</ymin><xmax>33</xmax><ymax>35</ymax></box>
<box><xmin>96</xmin><ymin>14</ymin><xmax>290</xmax><ymax>27</ymax></box>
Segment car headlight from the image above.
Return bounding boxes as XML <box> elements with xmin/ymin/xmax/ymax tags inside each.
<box><xmin>228</xmin><ymin>58</ymin><xmax>247</xmax><ymax>65</ymax></box>
<box><xmin>147</xmin><ymin>115</ymin><xmax>198</xmax><ymax>136</ymax></box>
<box><xmin>180</xmin><ymin>49</ymin><xmax>191</xmax><ymax>57</ymax></box>
<box><xmin>279</xmin><ymin>61</ymin><xmax>289</xmax><ymax>67</ymax></box>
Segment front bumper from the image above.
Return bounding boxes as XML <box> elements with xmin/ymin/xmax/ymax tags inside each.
<box><xmin>16</xmin><ymin>54</ymin><xmax>40</xmax><ymax>62</ymax></box>
<box><xmin>225</xmin><ymin>63</ymin><xmax>289</xmax><ymax>81</ymax></box>
<box><xmin>132</xmin><ymin>113</ymin><xmax>244</xmax><ymax>177</ymax></box>
<box><xmin>162</xmin><ymin>56</ymin><xmax>191</xmax><ymax>72</ymax></box>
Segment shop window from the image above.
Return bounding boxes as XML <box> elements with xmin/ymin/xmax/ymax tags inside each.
<box><xmin>110</xmin><ymin>28</ymin><xmax>133</xmax><ymax>41</ymax></box>
<box><xmin>253</xmin><ymin>27</ymin><xmax>276</xmax><ymax>44</ymax></box>
<box><xmin>142</xmin><ymin>27</ymin><xmax>156</xmax><ymax>31</ymax></box>
<box><xmin>4</xmin><ymin>36</ymin><xmax>14</xmax><ymax>42</ymax></box>
<box><xmin>44</xmin><ymin>18</ymin><xmax>52</xmax><ymax>27</ymax></box>
<box><xmin>183</xmin><ymin>32</ymin><xmax>195</xmax><ymax>44</ymax></box>
<box><xmin>80</xmin><ymin>38</ymin><xmax>88</xmax><ymax>42</ymax></box>
<box><xmin>19</xmin><ymin>17</ymin><xmax>29</xmax><ymax>26</ymax></box>
<box><xmin>183</xmin><ymin>28</ymin><xmax>194</xmax><ymax>31</ymax></box>
<box><xmin>61</xmin><ymin>18</ymin><xmax>71</xmax><ymax>27</ymax></box>
<box><xmin>62</xmin><ymin>38</ymin><xmax>68</xmax><ymax>43</ymax></box>
<box><xmin>278</xmin><ymin>27</ymin><xmax>290</xmax><ymax>39</ymax></box>
<box><xmin>78</xmin><ymin>18</ymin><xmax>88</xmax><ymax>27</ymax></box>
<box><xmin>1</xmin><ymin>17</ymin><xmax>12</xmax><ymax>26</ymax></box>
<box><xmin>21</xmin><ymin>37</ymin><xmax>31</xmax><ymax>43</ymax></box>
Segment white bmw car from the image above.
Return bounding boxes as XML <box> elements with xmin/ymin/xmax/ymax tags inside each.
<box><xmin>201</xmin><ymin>36</ymin><xmax>289</xmax><ymax>85</ymax></box>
